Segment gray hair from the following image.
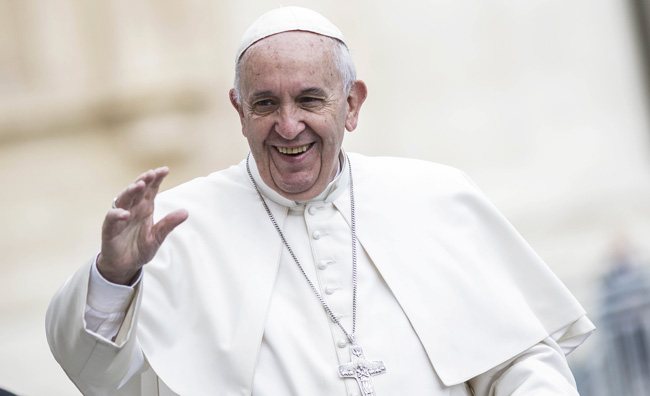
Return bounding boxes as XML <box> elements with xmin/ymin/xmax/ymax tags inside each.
<box><xmin>232</xmin><ymin>37</ymin><xmax>356</xmax><ymax>105</ymax></box>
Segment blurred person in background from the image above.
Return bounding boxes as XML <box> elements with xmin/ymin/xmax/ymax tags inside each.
<box><xmin>46</xmin><ymin>6</ymin><xmax>594</xmax><ymax>395</ymax></box>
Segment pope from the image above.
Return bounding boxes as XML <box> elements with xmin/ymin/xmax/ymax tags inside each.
<box><xmin>46</xmin><ymin>6</ymin><xmax>594</xmax><ymax>396</ymax></box>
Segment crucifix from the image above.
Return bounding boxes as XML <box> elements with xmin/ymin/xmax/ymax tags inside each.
<box><xmin>338</xmin><ymin>344</ymin><xmax>387</xmax><ymax>396</ymax></box>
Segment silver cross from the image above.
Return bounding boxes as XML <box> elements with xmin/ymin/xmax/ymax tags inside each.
<box><xmin>339</xmin><ymin>344</ymin><xmax>386</xmax><ymax>396</ymax></box>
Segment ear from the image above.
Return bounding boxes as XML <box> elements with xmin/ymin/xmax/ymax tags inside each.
<box><xmin>344</xmin><ymin>80</ymin><xmax>368</xmax><ymax>132</ymax></box>
<box><xmin>229</xmin><ymin>89</ymin><xmax>247</xmax><ymax>136</ymax></box>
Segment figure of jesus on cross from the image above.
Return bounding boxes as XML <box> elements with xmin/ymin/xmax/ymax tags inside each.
<box><xmin>339</xmin><ymin>344</ymin><xmax>387</xmax><ymax>396</ymax></box>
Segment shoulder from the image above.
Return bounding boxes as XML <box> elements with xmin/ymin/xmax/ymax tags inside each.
<box><xmin>347</xmin><ymin>152</ymin><xmax>477</xmax><ymax>196</ymax></box>
<box><xmin>153</xmin><ymin>160</ymin><xmax>255</xmax><ymax>219</ymax></box>
<box><xmin>161</xmin><ymin>161</ymin><xmax>248</xmax><ymax>197</ymax></box>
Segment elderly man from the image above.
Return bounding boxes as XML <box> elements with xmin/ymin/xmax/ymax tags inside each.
<box><xmin>47</xmin><ymin>6</ymin><xmax>594</xmax><ymax>396</ymax></box>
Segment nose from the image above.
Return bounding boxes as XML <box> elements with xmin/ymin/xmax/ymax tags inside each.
<box><xmin>274</xmin><ymin>105</ymin><xmax>305</xmax><ymax>140</ymax></box>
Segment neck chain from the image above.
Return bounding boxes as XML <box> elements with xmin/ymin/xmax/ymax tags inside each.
<box><xmin>246</xmin><ymin>154</ymin><xmax>387</xmax><ymax>396</ymax></box>
<box><xmin>246</xmin><ymin>153</ymin><xmax>358</xmax><ymax>343</ymax></box>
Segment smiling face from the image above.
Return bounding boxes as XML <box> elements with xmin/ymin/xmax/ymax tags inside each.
<box><xmin>230</xmin><ymin>31</ymin><xmax>367</xmax><ymax>201</ymax></box>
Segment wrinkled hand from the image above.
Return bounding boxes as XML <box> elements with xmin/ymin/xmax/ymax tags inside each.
<box><xmin>97</xmin><ymin>167</ymin><xmax>188</xmax><ymax>285</ymax></box>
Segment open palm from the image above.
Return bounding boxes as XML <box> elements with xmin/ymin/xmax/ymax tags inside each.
<box><xmin>97</xmin><ymin>167</ymin><xmax>188</xmax><ymax>285</ymax></box>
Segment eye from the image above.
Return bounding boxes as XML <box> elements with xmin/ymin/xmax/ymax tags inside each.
<box><xmin>298</xmin><ymin>96</ymin><xmax>324</xmax><ymax>108</ymax></box>
<box><xmin>255</xmin><ymin>99</ymin><xmax>275</xmax><ymax>107</ymax></box>
<box><xmin>250</xmin><ymin>99</ymin><xmax>277</xmax><ymax>114</ymax></box>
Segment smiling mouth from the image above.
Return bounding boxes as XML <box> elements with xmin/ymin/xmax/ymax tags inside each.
<box><xmin>276</xmin><ymin>143</ymin><xmax>312</xmax><ymax>155</ymax></box>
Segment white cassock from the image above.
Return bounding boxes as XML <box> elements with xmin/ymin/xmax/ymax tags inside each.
<box><xmin>46</xmin><ymin>152</ymin><xmax>595</xmax><ymax>395</ymax></box>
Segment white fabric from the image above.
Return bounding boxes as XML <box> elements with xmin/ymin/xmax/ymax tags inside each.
<box><xmin>249</xmin><ymin>158</ymin><xmax>446</xmax><ymax>394</ymax></box>
<box><xmin>46</xmin><ymin>153</ymin><xmax>594</xmax><ymax>395</ymax></box>
<box><xmin>85</xmin><ymin>262</ymin><xmax>134</xmax><ymax>341</ymax></box>
<box><xmin>468</xmin><ymin>337</ymin><xmax>580</xmax><ymax>395</ymax></box>
<box><xmin>83</xmin><ymin>258</ymin><xmax>584</xmax><ymax>396</ymax></box>
<box><xmin>235</xmin><ymin>6</ymin><xmax>346</xmax><ymax>62</ymax></box>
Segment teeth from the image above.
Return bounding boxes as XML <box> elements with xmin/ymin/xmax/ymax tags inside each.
<box><xmin>277</xmin><ymin>144</ymin><xmax>310</xmax><ymax>155</ymax></box>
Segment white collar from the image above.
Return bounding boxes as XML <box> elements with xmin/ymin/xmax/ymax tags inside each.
<box><xmin>248</xmin><ymin>150</ymin><xmax>350</xmax><ymax>208</ymax></box>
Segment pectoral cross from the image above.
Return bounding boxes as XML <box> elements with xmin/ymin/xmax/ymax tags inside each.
<box><xmin>338</xmin><ymin>344</ymin><xmax>386</xmax><ymax>396</ymax></box>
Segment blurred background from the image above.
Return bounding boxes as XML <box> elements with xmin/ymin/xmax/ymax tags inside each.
<box><xmin>1</xmin><ymin>0</ymin><xmax>650</xmax><ymax>394</ymax></box>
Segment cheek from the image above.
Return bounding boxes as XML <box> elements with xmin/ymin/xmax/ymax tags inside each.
<box><xmin>243</xmin><ymin>119</ymin><xmax>268</xmax><ymax>144</ymax></box>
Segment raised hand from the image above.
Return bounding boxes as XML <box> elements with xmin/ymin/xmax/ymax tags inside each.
<box><xmin>97</xmin><ymin>167</ymin><xmax>188</xmax><ymax>285</ymax></box>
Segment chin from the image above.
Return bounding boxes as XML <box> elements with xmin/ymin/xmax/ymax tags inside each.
<box><xmin>275</xmin><ymin>174</ymin><xmax>319</xmax><ymax>193</ymax></box>
<box><xmin>279</xmin><ymin>183</ymin><xmax>316</xmax><ymax>196</ymax></box>
<box><xmin>278</xmin><ymin>181</ymin><xmax>325</xmax><ymax>200</ymax></box>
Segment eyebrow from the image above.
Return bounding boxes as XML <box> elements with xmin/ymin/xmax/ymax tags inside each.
<box><xmin>248</xmin><ymin>90</ymin><xmax>274</xmax><ymax>102</ymax></box>
<box><xmin>299</xmin><ymin>87</ymin><xmax>328</xmax><ymax>97</ymax></box>
<box><xmin>248</xmin><ymin>87</ymin><xmax>328</xmax><ymax>102</ymax></box>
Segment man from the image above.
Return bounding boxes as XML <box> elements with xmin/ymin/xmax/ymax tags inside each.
<box><xmin>46</xmin><ymin>6</ymin><xmax>594</xmax><ymax>396</ymax></box>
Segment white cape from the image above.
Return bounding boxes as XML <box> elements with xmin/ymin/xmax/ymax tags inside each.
<box><xmin>47</xmin><ymin>153</ymin><xmax>594</xmax><ymax>395</ymax></box>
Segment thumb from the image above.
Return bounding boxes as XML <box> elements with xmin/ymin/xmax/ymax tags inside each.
<box><xmin>153</xmin><ymin>209</ymin><xmax>189</xmax><ymax>245</ymax></box>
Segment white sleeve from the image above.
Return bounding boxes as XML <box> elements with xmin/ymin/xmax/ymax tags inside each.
<box><xmin>467</xmin><ymin>336</ymin><xmax>580</xmax><ymax>395</ymax></box>
<box><xmin>85</xmin><ymin>256</ymin><xmax>142</xmax><ymax>341</ymax></box>
<box><xmin>46</xmin><ymin>258</ymin><xmax>149</xmax><ymax>393</ymax></box>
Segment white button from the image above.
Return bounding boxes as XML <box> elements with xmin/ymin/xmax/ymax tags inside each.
<box><xmin>338</xmin><ymin>340</ymin><xmax>348</xmax><ymax>348</ymax></box>
<box><xmin>325</xmin><ymin>286</ymin><xmax>336</xmax><ymax>295</ymax></box>
<box><xmin>319</xmin><ymin>260</ymin><xmax>334</xmax><ymax>270</ymax></box>
<box><xmin>308</xmin><ymin>206</ymin><xmax>318</xmax><ymax>215</ymax></box>
<box><xmin>312</xmin><ymin>231</ymin><xmax>321</xmax><ymax>240</ymax></box>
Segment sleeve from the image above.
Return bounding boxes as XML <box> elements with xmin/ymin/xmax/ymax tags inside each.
<box><xmin>467</xmin><ymin>336</ymin><xmax>582</xmax><ymax>395</ymax></box>
<box><xmin>45</xmin><ymin>258</ymin><xmax>148</xmax><ymax>394</ymax></box>
<box><xmin>85</xmin><ymin>256</ymin><xmax>141</xmax><ymax>340</ymax></box>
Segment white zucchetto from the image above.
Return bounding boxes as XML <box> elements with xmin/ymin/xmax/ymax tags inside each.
<box><xmin>236</xmin><ymin>6</ymin><xmax>347</xmax><ymax>63</ymax></box>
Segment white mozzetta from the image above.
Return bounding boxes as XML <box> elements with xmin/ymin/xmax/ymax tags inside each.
<box><xmin>46</xmin><ymin>153</ymin><xmax>593</xmax><ymax>395</ymax></box>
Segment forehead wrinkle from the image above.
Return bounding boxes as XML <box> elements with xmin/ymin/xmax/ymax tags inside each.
<box><xmin>240</xmin><ymin>32</ymin><xmax>343</xmax><ymax>102</ymax></box>
<box><xmin>242</xmin><ymin>32</ymin><xmax>338</xmax><ymax>70</ymax></box>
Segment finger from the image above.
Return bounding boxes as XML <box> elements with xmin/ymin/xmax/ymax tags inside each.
<box><xmin>127</xmin><ymin>179</ymin><xmax>150</xmax><ymax>208</ymax></box>
<box><xmin>152</xmin><ymin>166</ymin><xmax>170</xmax><ymax>180</ymax></box>
<box><xmin>112</xmin><ymin>166</ymin><xmax>171</xmax><ymax>216</ymax></box>
<box><xmin>150</xmin><ymin>167</ymin><xmax>170</xmax><ymax>191</ymax></box>
<box><xmin>135</xmin><ymin>167</ymin><xmax>168</xmax><ymax>189</ymax></box>
<box><xmin>114</xmin><ymin>180</ymin><xmax>146</xmax><ymax>210</ymax></box>
<box><xmin>142</xmin><ymin>167</ymin><xmax>171</xmax><ymax>202</ymax></box>
<box><xmin>153</xmin><ymin>209</ymin><xmax>189</xmax><ymax>245</ymax></box>
<box><xmin>102</xmin><ymin>208</ymin><xmax>131</xmax><ymax>240</ymax></box>
<box><xmin>128</xmin><ymin>169</ymin><xmax>157</xmax><ymax>206</ymax></box>
<box><xmin>134</xmin><ymin>168</ymin><xmax>157</xmax><ymax>185</ymax></box>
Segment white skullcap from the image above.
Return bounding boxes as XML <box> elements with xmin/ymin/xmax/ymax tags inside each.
<box><xmin>235</xmin><ymin>6</ymin><xmax>346</xmax><ymax>63</ymax></box>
